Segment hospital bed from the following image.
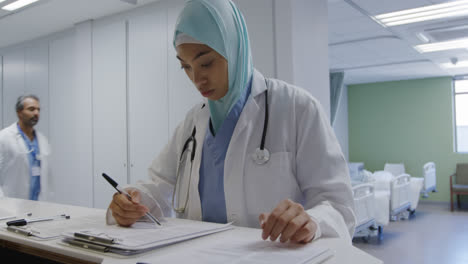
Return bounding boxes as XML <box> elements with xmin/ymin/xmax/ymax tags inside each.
<box><xmin>384</xmin><ymin>163</ymin><xmax>424</xmax><ymax>214</ymax></box>
<box><xmin>421</xmin><ymin>162</ymin><xmax>437</xmax><ymax>198</ymax></box>
<box><xmin>348</xmin><ymin>163</ymin><xmax>388</xmax><ymax>242</ymax></box>
<box><xmin>351</xmin><ymin>183</ymin><xmax>383</xmax><ymax>242</ymax></box>
<box><xmin>373</xmin><ymin>170</ymin><xmax>411</xmax><ymax>221</ymax></box>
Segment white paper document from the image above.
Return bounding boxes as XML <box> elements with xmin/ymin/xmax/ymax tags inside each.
<box><xmin>194</xmin><ymin>240</ymin><xmax>333</xmax><ymax>264</ymax></box>
<box><xmin>144</xmin><ymin>237</ymin><xmax>334</xmax><ymax>264</ymax></box>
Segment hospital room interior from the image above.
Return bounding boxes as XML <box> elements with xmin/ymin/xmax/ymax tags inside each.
<box><xmin>0</xmin><ymin>0</ymin><xmax>467</xmax><ymax>263</ymax></box>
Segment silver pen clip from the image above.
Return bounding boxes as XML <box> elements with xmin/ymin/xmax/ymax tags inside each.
<box><xmin>7</xmin><ymin>226</ymin><xmax>33</xmax><ymax>236</ymax></box>
<box><xmin>74</xmin><ymin>232</ymin><xmax>115</xmax><ymax>244</ymax></box>
<box><xmin>66</xmin><ymin>239</ymin><xmax>110</xmax><ymax>252</ymax></box>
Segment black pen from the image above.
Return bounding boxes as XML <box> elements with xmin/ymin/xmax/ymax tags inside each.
<box><xmin>102</xmin><ymin>173</ymin><xmax>162</xmax><ymax>226</ymax></box>
<box><xmin>6</xmin><ymin>214</ymin><xmax>70</xmax><ymax>226</ymax></box>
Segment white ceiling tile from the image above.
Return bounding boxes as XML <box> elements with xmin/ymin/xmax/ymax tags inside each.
<box><xmin>329</xmin><ymin>17</ymin><xmax>391</xmax><ymax>44</ymax></box>
<box><xmin>328</xmin><ymin>0</ymin><xmax>363</xmax><ymax>23</ymax></box>
<box><xmin>330</xmin><ymin>16</ymin><xmax>384</xmax><ymax>35</ymax></box>
<box><xmin>0</xmin><ymin>9</ymin><xmax>8</xmax><ymax>18</ymax></box>
<box><xmin>362</xmin><ymin>38</ymin><xmax>421</xmax><ymax>58</ymax></box>
<box><xmin>330</xmin><ymin>37</ymin><xmax>423</xmax><ymax>69</ymax></box>
<box><xmin>329</xmin><ymin>29</ymin><xmax>390</xmax><ymax>44</ymax></box>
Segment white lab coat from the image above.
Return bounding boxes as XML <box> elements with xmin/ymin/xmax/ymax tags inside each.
<box><xmin>0</xmin><ymin>123</ymin><xmax>52</xmax><ymax>201</ymax></box>
<box><xmin>110</xmin><ymin>70</ymin><xmax>355</xmax><ymax>241</ymax></box>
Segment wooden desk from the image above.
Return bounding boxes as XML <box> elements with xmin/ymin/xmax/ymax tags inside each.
<box><xmin>0</xmin><ymin>198</ymin><xmax>382</xmax><ymax>264</ymax></box>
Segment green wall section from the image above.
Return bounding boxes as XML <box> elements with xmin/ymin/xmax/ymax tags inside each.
<box><xmin>348</xmin><ymin>77</ymin><xmax>468</xmax><ymax>202</ymax></box>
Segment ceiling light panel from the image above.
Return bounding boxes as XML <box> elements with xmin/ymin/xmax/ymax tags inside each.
<box><xmin>2</xmin><ymin>0</ymin><xmax>40</xmax><ymax>11</ymax></box>
<box><xmin>375</xmin><ymin>0</ymin><xmax>468</xmax><ymax>26</ymax></box>
<box><xmin>414</xmin><ymin>38</ymin><xmax>468</xmax><ymax>53</ymax></box>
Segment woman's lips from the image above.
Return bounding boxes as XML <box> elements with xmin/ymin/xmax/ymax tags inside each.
<box><xmin>201</xmin><ymin>90</ymin><xmax>214</xmax><ymax>97</ymax></box>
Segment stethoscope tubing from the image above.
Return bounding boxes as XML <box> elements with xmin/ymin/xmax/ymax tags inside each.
<box><xmin>172</xmin><ymin>80</ymin><xmax>271</xmax><ymax>213</ymax></box>
<box><xmin>260</xmin><ymin>89</ymin><xmax>269</xmax><ymax>151</ymax></box>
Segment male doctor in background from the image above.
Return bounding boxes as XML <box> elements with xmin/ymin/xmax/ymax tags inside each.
<box><xmin>0</xmin><ymin>95</ymin><xmax>52</xmax><ymax>200</ymax></box>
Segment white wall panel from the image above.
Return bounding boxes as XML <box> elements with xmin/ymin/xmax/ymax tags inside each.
<box><xmin>128</xmin><ymin>10</ymin><xmax>169</xmax><ymax>184</ymax></box>
<box><xmin>72</xmin><ymin>22</ymin><xmax>94</xmax><ymax>207</ymax></box>
<box><xmin>291</xmin><ymin>0</ymin><xmax>330</xmax><ymax>117</ymax></box>
<box><xmin>49</xmin><ymin>31</ymin><xmax>79</xmax><ymax>204</ymax></box>
<box><xmin>0</xmin><ymin>56</ymin><xmax>3</xmax><ymax>129</ymax></box>
<box><xmin>2</xmin><ymin>49</ymin><xmax>25</xmax><ymax>127</ymax></box>
<box><xmin>235</xmin><ymin>0</ymin><xmax>275</xmax><ymax>78</ymax></box>
<box><xmin>25</xmin><ymin>43</ymin><xmax>49</xmax><ymax>138</ymax></box>
<box><xmin>92</xmin><ymin>20</ymin><xmax>128</xmax><ymax>209</ymax></box>
<box><xmin>274</xmin><ymin>0</ymin><xmax>293</xmax><ymax>84</ymax></box>
<box><xmin>49</xmin><ymin>24</ymin><xmax>94</xmax><ymax>207</ymax></box>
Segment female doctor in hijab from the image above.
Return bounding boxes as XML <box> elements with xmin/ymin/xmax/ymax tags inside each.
<box><xmin>108</xmin><ymin>0</ymin><xmax>356</xmax><ymax>244</ymax></box>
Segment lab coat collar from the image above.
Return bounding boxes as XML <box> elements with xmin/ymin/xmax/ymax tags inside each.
<box><xmin>251</xmin><ymin>69</ymin><xmax>268</xmax><ymax>99</ymax></box>
<box><xmin>231</xmin><ymin>69</ymin><xmax>266</xmax><ymax>134</ymax></box>
<box><xmin>7</xmin><ymin>123</ymin><xmax>30</xmax><ymax>155</ymax></box>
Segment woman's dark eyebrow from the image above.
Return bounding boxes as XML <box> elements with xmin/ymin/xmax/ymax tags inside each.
<box><xmin>192</xmin><ymin>50</ymin><xmax>212</xmax><ymax>61</ymax></box>
<box><xmin>176</xmin><ymin>50</ymin><xmax>212</xmax><ymax>62</ymax></box>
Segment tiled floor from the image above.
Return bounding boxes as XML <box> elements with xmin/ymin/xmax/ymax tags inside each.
<box><xmin>353</xmin><ymin>201</ymin><xmax>468</xmax><ymax>264</ymax></box>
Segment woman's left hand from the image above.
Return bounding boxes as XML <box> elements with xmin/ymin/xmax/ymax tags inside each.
<box><xmin>259</xmin><ymin>199</ymin><xmax>317</xmax><ymax>243</ymax></box>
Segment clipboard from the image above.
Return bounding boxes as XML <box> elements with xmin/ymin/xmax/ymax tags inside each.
<box><xmin>61</xmin><ymin>219</ymin><xmax>234</xmax><ymax>256</ymax></box>
<box><xmin>5</xmin><ymin>225</ymin><xmax>63</xmax><ymax>240</ymax></box>
<box><xmin>3</xmin><ymin>213</ymin><xmax>72</xmax><ymax>240</ymax></box>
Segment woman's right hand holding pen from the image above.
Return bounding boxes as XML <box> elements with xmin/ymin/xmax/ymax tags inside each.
<box><xmin>109</xmin><ymin>189</ymin><xmax>149</xmax><ymax>227</ymax></box>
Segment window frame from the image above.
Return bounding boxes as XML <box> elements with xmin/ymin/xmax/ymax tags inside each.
<box><xmin>453</xmin><ymin>76</ymin><xmax>468</xmax><ymax>153</ymax></box>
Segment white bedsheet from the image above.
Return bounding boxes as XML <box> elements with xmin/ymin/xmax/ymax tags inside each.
<box><xmin>374</xmin><ymin>190</ymin><xmax>390</xmax><ymax>226</ymax></box>
<box><xmin>410</xmin><ymin>177</ymin><xmax>424</xmax><ymax>211</ymax></box>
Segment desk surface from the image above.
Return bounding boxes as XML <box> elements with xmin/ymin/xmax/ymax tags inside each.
<box><xmin>0</xmin><ymin>198</ymin><xmax>382</xmax><ymax>264</ymax></box>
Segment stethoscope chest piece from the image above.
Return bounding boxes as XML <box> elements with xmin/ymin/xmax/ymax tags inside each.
<box><xmin>253</xmin><ymin>147</ymin><xmax>270</xmax><ymax>165</ymax></box>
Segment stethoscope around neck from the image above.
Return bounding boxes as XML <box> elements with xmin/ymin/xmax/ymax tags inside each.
<box><xmin>185</xmin><ymin>81</ymin><xmax>271</xmax><ymax>166</ymax></box>
<box><xmin>252</xmin><ymin>88</ymin><xmax>270</xmax><ymax>165</ymax></box>
<box><xmin>171</xmin><ymin>82</ymin><xmax>271</xmax><ymax>213</ymax></box>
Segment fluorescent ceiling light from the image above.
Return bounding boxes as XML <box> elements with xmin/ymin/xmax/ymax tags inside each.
<box><xmin>441</xmin><ymin>60</ymin><xmax>468</xmax><ymax>68</ymax></box>
<box><xmin>414</xmin><ymin>38</ymin><xmax>468</xmax><ymax>53</ymax></box>
<box><xmin>0</xmin><ymin>0</ymin><xmax>6</xmax><ymax>3</ymax></box>
<box><xmin>375</xmin><ymin>0</ymin><xmax>468</xmax><ymax>26</ymax></box>
<box><xmin>2</xmin><ymin>0</ymin><xmax>40</xmax><ymax>11</ymax></box>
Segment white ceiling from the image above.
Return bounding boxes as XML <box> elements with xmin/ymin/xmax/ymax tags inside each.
<box><xmin>0</xmin><ymin>0</ymin><xmax>160</xmax><ymax>49</ymax></box>
<box><xmin>329</xmin><ymin>0</ymin><xmax>468</xmax><ymax>84</ymax></box>
<box><xmin>0</xmin><ymin>0</ymin><xmax>467</xmax><ymax>85</ymax></box>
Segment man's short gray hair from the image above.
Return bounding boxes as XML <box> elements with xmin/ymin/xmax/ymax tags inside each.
<box><xmin>16</xmin><ymin>95</ymin><xmax>40</xmax><ymax>112</ymax></box>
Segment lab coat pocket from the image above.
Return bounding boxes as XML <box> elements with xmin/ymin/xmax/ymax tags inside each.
<box><xmin>245</xmin><ymin>151</ymin><xmax>298</xmax><ymax>215</ymax></box>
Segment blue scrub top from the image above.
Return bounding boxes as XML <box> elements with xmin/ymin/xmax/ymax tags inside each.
<box><xmin>17</xmin><ymin>123</ymin><xmax>41</xmax><ymax>200</ymax></box>
<box><xmin>198</xmin><ymin>78</ymin><xmax>252</xmax><ymax>223</ymax></box>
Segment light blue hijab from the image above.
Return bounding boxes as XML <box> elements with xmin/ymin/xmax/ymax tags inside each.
<box><xmin>173</xmin><ymin>0</ymin><xmax>253</xmax><ymax>134</ymax></box>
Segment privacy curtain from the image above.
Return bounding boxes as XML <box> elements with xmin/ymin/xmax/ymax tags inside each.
<box><xmin>330</xmin><ymin>71</ymin><xmax>344</xmax><ymax>126</ymax></box>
